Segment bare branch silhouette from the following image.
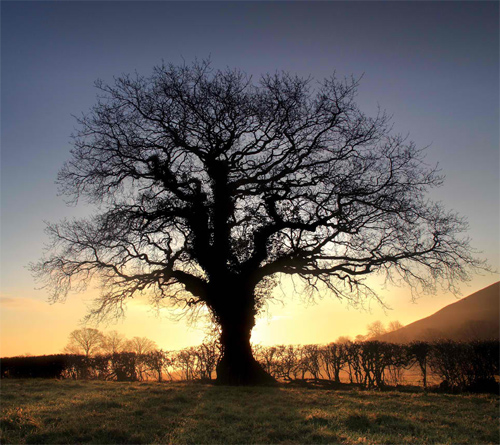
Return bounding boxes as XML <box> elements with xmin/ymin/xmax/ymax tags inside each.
<box><xmin>32</xmin><ymin>60</ymin><xmax>484</xmax><ymax>384</ymax></box>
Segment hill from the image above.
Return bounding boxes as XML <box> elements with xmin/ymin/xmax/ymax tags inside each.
<box><xmin>378</xmin><ymin>282</ymin><xmax>499</xmax><ymax>343</ymax></box>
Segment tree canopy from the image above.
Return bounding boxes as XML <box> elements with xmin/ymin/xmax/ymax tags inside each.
<box><xmin>32</xmin><ymin>60</ymin><xmax>482</xmax><ymax>384</ymax></box>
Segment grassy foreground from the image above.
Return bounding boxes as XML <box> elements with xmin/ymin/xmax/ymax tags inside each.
<box><xmin>0</xmin><ymin>379</ymin><xmax>498</xmax><ymax>444</ymax></box>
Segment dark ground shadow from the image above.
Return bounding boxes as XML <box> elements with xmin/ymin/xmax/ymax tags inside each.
<box><xmin>1</xmin><ymin>380</ymin><xmax>498</xmax><ymax>444</ymax></box>
<box><xmin>166</xmin><ymin>383</ymin><xmax>499</xmax><ymax>444</ymax></box>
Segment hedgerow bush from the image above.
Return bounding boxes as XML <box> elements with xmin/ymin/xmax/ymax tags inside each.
<box><xmin>2</xmin><ymin>340</ymin><xmax>498</xmax><ymax>393</ymax></box>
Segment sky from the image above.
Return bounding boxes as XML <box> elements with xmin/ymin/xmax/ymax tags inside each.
<box><xmin>1</xmin><ymin>1</ymin><xmax>499</xmax><ymax>357</ymax></box>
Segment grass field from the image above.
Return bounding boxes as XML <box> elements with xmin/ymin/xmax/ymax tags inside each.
<box><xmin>0</xmin><ymin>379</ymin><xmax>498</xmax><ymax>444</ymax></box>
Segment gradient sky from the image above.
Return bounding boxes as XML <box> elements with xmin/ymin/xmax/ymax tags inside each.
<box><xmin>1</xmin><ymin>1</ymin><xmax>499</xmax><ymax>357</ymax></box>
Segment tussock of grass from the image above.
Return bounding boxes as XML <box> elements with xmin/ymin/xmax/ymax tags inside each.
<box><xmin>0</xmin><ymin>379</ymin><xmax>498</xmax><ymax>444</ymax></box>
<box><xmin>1</xmin><ymin>407</ymin><xmax>43</xmax><ymax>435</ymax></box>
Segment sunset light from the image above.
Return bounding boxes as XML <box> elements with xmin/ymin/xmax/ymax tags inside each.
<box><xmin>1</xmin><ymin>2</ymin><xmax>498</xmax><ymax>443</ymax></box>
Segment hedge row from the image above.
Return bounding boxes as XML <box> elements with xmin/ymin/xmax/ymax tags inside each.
<box><xmin>1</xmin><ymin>340</ymin><xmax>498</xmax><ymax>392</ymax></box>
<box><xmin>254</xmin><ymin>340</ymin><xmax>499</xmax><ymax>392</ymax></box>
<box><xmin>1</xmin><ymin>351</ymin><xmax>167</xmax><ymax>382</ymax></box>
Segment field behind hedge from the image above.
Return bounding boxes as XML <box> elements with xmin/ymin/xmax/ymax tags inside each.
<box><xmin>1</xmin><ymin>379</ymin><xmax>499</xmax><ymax>444</ymax></box>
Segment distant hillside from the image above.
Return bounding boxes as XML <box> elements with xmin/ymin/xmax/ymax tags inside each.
<box><xmin>378</xmin><ymin>282</ymin><xmax>499</xmax><ymax>343</ymax></box>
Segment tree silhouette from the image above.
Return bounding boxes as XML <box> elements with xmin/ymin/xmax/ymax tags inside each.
<box><xmin>64</xmin><ymin>328</ymin><xmax>104</xmax><ymax>358</ymax></box>
<box><xmin>33</xmin><ymin>60</ymin><xmax>482</xmax><ymax>384</ymax></box>
<box><xmin>366</xmin><ymin>320</ymin><xmax>387</xmax><ymax>339</ymax></box>
<box><xmin>123</xmin><ymin>336</ymin><xmax>158</xmax><ymax>355</ymax></box>
<box><xmin>101</xmin><ymin>330</ymin><xmax>126</xmax><ymax>354</ymax></box>
<box><xmin>387</xmin><ymin>320</ymin><xmax>404</xmax><ymax>333</ymax></box>
<box><xmin>123</xmin><ymin>336</ymin><xmax>158</xmax><ymax>380</ymax></box>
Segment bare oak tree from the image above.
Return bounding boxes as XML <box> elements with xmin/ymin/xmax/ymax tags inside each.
<box><xmin>366</xmin><ymin>320</ymin><xmax>387</xmax><ymax>339</ymax></box>
<box><xmin>387</xmin><ymin>320</ymin><xmax>404</xmax><ymax>333</ymax></box>
<box><xmin>123</xmin><ymin>336</ymin><xmax>158</xmax><ymax>355</ymax></box>
<box><xmin>33</xmin><ymin>60</ymin><xmax>482</xmax><ymax>384</ymax></box>
<box><xmin>64</xmin><ymin>328</ymin><xmax>104</xmax><ymax>358</ymax></box>
<box><xmin>101</xmin><ymin>330</ymin><xmax>126</xmax><ymax>354</ymax></box>
<box><xmin>123</xmin><ymin>336</ymin><xmax>158</xmax><ymax>381</ymax></box>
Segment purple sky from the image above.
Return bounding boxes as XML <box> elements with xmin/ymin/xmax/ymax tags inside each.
<box><xmin>1</xmin><ymin>1</ymin><xmax>498</xmax><ymax>355</ymax></box>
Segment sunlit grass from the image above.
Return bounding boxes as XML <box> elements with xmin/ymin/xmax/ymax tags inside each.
<box><xmin>0</xmin><ymin>379</ymin><xmax>498</xmax><ymax>444</ymax></box>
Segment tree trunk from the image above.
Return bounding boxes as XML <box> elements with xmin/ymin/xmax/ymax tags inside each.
<box><xmin>334</xmin><ymin>368</ymin><xmax>340</xmax><ymax>384</ymax></box>
<box><xmin>421</xmin><ymin>360</ymin><xmax>427</xmax><ymax>389</ymax></box>
<box><xmin>216</xmin><ymin>322</ymin><xmax>275</xmax><ymax>385</ymax></box>
<box><xmin>213</xmin><ymin>279</ymin><xmax>276</xmax><ymax>385</ymax></box>
<box><xmin>207</xmin><ymin>274</ymin><xmax>276</xmax><ymax>385</ymax></box>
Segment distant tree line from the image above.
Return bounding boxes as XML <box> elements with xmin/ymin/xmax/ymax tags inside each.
<box><xmin>0</xmin><ymin>344</ymin><xmax>220</xmax><ymax>383</ymax></box>
<box><xmin>253</xmin><ymin>339</ymin><xmax>499</xmax><ymax>393</ymax></box>
<box><xmin>62</xmin><ymin>328</ymin><xmax>159</xmax><ymax>358</ymax></box>
<box><xmin>362</xmin><ymin>320</ymin><xmax>404</xmax><ymax>341</ymax></box>
<box><xmin>1</xmin><ymin>337</ymin><xmax>498</xmax><ymax>393</ymax></box>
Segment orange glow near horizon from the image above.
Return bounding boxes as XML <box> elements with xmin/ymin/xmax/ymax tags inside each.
<box><xmin>0</xmin><ymin>274</ymin><xmax>498</xmax><ymax>358</ymax></box>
